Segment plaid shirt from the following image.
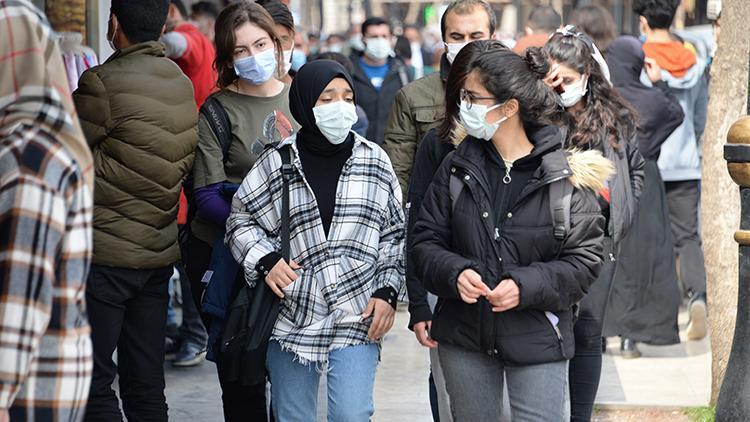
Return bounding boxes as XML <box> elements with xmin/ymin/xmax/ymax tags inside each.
<box><xmin>226</xmin><ymin>134</ymin><xmax>405</xmax><ymax>365</ymax></box>
<box><xmin>0</xmin><ymin>127</ymin><xmax>93</xmax><ymax>420</ymax></box>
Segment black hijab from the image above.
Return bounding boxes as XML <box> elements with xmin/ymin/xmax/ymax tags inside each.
<box><xmin>289</xmin><ymin>59</ymin><xmax>356</xmax><ymax>156</ymax></box>
<box><xmin>606</xmin><ymin>36</ymin><xmax>684</xmax><ymax>160</ymax></box>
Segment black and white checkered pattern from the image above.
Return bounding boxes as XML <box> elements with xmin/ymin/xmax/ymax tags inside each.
<box><xmin>226</xmin><ymin>133</ymin><xmax>405</xmax><ymax>364</ymax></box>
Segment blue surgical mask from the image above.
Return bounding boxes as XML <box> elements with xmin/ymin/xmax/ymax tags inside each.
<box><xmin>233</xmin><ymin>48</ymin><xmax>277</xmax><ymax>85</ymax></box>
<box><xmin>291</xmin><ymin>50</ymin><xmax>307</xmax><ymax>72</ymax></box>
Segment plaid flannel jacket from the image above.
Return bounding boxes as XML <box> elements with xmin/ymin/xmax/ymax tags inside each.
<box><xmin>226</xmin><ymin>134</ymin><xmax>406</xmax><ymax>365</ymax></box>
<box><xmin>0</xmin><ymin>127</ymin><xmax>93</xmax><ymax>420</ymax></box>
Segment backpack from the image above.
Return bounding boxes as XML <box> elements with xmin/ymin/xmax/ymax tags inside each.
<box><xmin>178</xmin><ymin>96</ymin><xmax>232</xmax><ymax>258</ymax></box>
<box><xmin>448</xmin><ymin>173</ymin><xmax>573</xmax><ymax>247</ymax></box>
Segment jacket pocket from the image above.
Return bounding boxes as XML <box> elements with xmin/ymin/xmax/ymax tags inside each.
<box><xmin>414</xmin><ymin>108</ymin><xmax>442</xmax><ymax>141</ymax></box>
<box><xmin>334</xmin><ymin>255</ymin><xmax>376</xmax><ymax>316</ymax></box>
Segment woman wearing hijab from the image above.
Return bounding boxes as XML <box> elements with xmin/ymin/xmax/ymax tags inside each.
<box><xmin>226</xmin><ymin>60</ymin><xmax>405</xmax><ymax>421</ymax></box>
<box><xmin>603</xmin><ymin>35</ymin><xmax>684</xmax><ymax>355</ymax></box>
<box><xmin>0</xmin><ymin>1</ymin><xmax>94</xmax><ymax>420</ymax></box>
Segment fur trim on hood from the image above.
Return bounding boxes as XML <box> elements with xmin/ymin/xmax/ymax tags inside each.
<box><xmin>565</xmin><ymin>148</ymin><xmax>616</xmax><ymax>192</ymax></box>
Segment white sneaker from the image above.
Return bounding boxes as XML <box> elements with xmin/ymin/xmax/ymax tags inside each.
<box><xmin>687</xmin><ymin>299</ymin><xmax>708</xmax><ymax>341</ymax></box>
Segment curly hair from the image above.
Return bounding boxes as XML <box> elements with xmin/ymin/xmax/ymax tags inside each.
<box><xmin>541</xmin><ymin>29</ymin><xmax>637</xmax><ymax>151</ymax></box>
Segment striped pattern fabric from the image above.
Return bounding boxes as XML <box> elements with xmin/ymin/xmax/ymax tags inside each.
<box><xmin>0</xmin><ymin>127</ymin><xmax>93</xmax><ymax>421</ymax></box>
<box><xmin>226</xmin><ymin>133</ymin><xmax>405</xmax><ymax>365</ymax></box>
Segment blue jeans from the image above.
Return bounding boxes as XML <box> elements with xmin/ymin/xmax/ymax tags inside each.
<box><xmin>438</xmin><ymin>343</ymin><xmax>569</xmax><ymax>421</ymax></box>
<box><xmin>266</xmin><ymin>341</ymin><xmax>379</xmax><ymax>422</ymax></box>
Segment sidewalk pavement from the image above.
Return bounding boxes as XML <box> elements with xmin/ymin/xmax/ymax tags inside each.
<box><xmin>163</xmin><ymin>307</ymin><xmax>710</xmax><ymax>421</ymax></box>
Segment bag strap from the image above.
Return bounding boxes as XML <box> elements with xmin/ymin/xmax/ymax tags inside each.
<box><xmin>549</xmin><ymin>179</ymin><xmax>573</xmax><ymax>242</ymax></box>
<box><xmin>278</xmin><ymin>145</ymin><xmax>293</xmax><ymax>261</ymax></box>
<box><xmin>200</xmin><ymin>96</ymin><xmax>233</xmax><ymax>163</ymax></box>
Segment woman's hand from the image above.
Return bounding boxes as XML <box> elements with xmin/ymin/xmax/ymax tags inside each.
<box><xmin>363</xmin><ymin>298</ymin><xmax>396</xmax><ymax>341</ymax></box>
<box><xmin>487</xmin><ymin>279</ymin><xmax>520</xmax><ymax>312</ymax></box>
<box><xmin>457</xmin><ymin>269</ymin><xmax>490</xmax><ymax>304</ymax></box>
<box><xmin>544</xmin><ymin>63</ymin><xmax>564</xmax><ymax>91</ymax></box>
<box><xmin>265</xmin><ymin>258</ymin><xmax>301</xmax><ymax>298</ymax></box>
<box><xmin>414</xmin><ymin>320</ymin><xmax>438</xmax><ymax>348</ymax></box>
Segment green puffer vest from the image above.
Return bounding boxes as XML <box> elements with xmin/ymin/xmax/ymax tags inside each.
<box><xmin>73</xmin><ymin>41</ymin><xmax>198</xmax><ymax>269</ymax></box>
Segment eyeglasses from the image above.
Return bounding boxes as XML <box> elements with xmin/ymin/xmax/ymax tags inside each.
<box><xmin>460</xmin><ymin>89</ymin><xmax>495</xmax><ymax>110</ymax></box>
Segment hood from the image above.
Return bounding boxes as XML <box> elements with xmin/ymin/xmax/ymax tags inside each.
<box><xmin>565</xmin><ymin>149</ymin><xmax>615</xmax><ymax>192</ymax></box>
<box><xmin>643</xmin><ymin>35</ymin><xmax>707</xmax><ymax>89</ymax></box>
<box><xmin>452</xmin><ymin>123</ymin><xmax>612</xmax><ymax>191</ymax></box>
<box><xmin>607</xmin><ymin>36</ymin><xmax>644</xmax><ymax>86</ymax></box>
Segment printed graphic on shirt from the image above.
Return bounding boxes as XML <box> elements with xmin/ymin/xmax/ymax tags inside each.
<box><xmin>252</xmin><ymin>110</ymin><xmax>296</xmax><ymax>156</ymax></box>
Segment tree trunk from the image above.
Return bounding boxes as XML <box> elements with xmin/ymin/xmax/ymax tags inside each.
<box><xmin>45</xmin><ymin>0</ymin><xmax>86</xmax><ymax>39</ymax></box>
<box><xmin>702</xmin><ymin>0</ymin><xmax>750</xmax><ymax>404</ymax></box>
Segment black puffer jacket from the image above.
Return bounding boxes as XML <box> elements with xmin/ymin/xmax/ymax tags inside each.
<box><xmin>411</xmin><ymin>125</ymin><xmax>611</xmax><ymax>366</ymax></box>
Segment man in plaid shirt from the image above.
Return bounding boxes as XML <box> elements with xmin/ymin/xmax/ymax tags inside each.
<box><xmin>0</xmin><ymin>1</ymin><xmax>95</xmax><ymax>421</ymax></box>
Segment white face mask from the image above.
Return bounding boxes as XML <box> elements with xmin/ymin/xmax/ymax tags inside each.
<box><xmin>313</xmin><ymin>101</ymin><xmax>358</xmax><ymax>145</ymax></box>
<box><xmin>108</xmin><ymin>19</ymin><xmax>118</xmax><ymax>51</ymax></box>
<box><xmin>459</xmin><ymin>100</ymin><xmax>508</xmax><ymax>141</ymax></box>
<box><xmin>364</xmin><ymin>37</ymin><xmax>392</xmax><ymax>61</ymax></box>
<box><xmin>445</xmin><ymin>42</ymin><xmax>468</xmax><ymax>64</ymax></box>
<box><xmin>560</xmin><ymin>76</ymin><xmax>588</xmax><ymax>108</ymax></box>
<box><xmin>282</xmin><ymin>49</ymin><xmax>294</xmax><ymax>75</ymax></box>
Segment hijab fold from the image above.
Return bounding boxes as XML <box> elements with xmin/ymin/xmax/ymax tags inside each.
<box><xmin>0</xmin><ymin>1</ymin><xmax>93</xmax><ymax>189</ymax></box>
<box><xmin>289</xmin><ymin>60</ymin><xmax>356</xmax><ymax>156</ymax></box>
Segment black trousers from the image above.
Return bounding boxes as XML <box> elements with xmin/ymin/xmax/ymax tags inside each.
<box><xmin>569</xmin><ymin>237</ymin><xmax>617</xmax><ymax>422</ymax></box>
<box><xmin>184</xmin><ymin>234</ymin><xmax>269</xmax><ymax>422</ymax></box>
<box><xmin>85</xmin><ymin>264</ymin><xmax>173</xmax><ymax>422</ymax></box>
<box><xmin>664</xmin><ymin>180</ymin><xmax>707</xmax><ymax>297</ymax></box>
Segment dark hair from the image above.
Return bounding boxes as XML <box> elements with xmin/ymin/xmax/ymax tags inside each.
<box><xmin>191</xmin><ymin>1</ymin><xmax>219</xmax><ymax>19</ymax></box>
<box><xmin>394</xmin><ymin>35</ymin><xmax>411</xmax><ymax>60</ymax></box>
<box><xmin>170</xmin><ymin>0</ymin><xmax>188</xmax><ymax>19</ymax></box>
<box><xmin>111</xmin><ymin>0</ymin><xmax>169</xmax><ymax>44</ymax></box>
<box><xmin>258</xmin><ymin>0</ymin><xmax>294</xmax><ymax>33</ymax></box>
<box><xmin>313</xmin><ymin>52</ymin><xmax>354</xmax><ymax>75</ymax></box>
<box><xmin>362</xmin><ymin>17</ymin><xmax>391</xmax><ymax>36</ymax></box>
<box><xmin>438</xmin><ymin>41</ymin><xmax>489</xmax><ymax>140</ymax></box>
<box><xmin>476</xmin><ymin>43</ymin><xmax>561</xmax><ymax>130</ymax></box>
<box><xmin>440</xmin><ymin>0</ymin><xmax>496</xmax><ymax>40</ymax></box>
<box><xmin>526</xmin><ymin>5</ymin><xmax>561</xmax><ymax>33</ymax></box>
<box><xmin>327</xmin><ymin>34</ymin><xmax>346</xmax><ymax>44</ymax></box>
<box><xmin>569</xmin><ymin>5</ymin><xmax>617</xmax><ymax>53</ymax></box>
<box><xmin>214</xmin><ymin>1</ymin><xmax>285</xmax><ymax>88</ymax></box>
<box><xmin>542</xmin><ymin>30</ymin><xmax>637</xmax><ymax>150</ymax></box>
<box><xmin>633</xmin><ymin>0</ymin><xmax>680</xmax><ymax>29</ymax></box>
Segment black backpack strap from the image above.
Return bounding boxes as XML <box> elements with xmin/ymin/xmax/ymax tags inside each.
<box><xmin>200</xmin><ymin>96</ymin><xmax>233</xmax><ymax>163</ymax></box>
<box><xmin>549</xmin><ymin>179</ymin><xmax>573</xmax><ymax>242</ymax></box>
<box><xmin>277</xmin><ymin>145</ymin><xmax>293</xmax><ymax>262</ymax></box>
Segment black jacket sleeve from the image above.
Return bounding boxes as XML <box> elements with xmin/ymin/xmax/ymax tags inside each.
<box><xmin>506</xmin><ymin>188</ymin><xmax>605</xmax><ymax>312</ymax></box>
<box><xmin>626</xmin><ymin>137</ymin><xmax>646</xmax><ymax>208</ymax></box>
<box><xmin>411</xmin><ymin>156</ymin><xmax>483</xmax><ymax>300</ymax></box>
<box><xmin>405</xmin><ymin>130</ymin><xmax>453</xmax><ymax>329</ymax></box>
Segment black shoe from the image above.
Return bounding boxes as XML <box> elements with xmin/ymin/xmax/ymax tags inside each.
<box><xmin>620</xmin><ymin>337</ymin><xmax>641</xmax><ymax>359</ymax></box>
<box><xmin>601</xmin><ymin>337</ymin><xmax>608</xmax><ymax>354</ymax></box>
<box><xmin>165</xmin><ymin>337</ymin><xmax>181</xmax><ymax>361</ymax></box>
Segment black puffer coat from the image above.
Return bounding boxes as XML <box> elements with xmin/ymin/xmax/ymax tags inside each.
<box><xmin>411</xmin><ymin>125</ymin><xmax>611</xmax><ymax>366</ymax></box>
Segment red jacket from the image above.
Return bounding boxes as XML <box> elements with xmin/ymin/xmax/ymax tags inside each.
<box><xmin>172</xmin><ymin>23</ymin><xmax>216</xmax><ymax>108</ymax></box>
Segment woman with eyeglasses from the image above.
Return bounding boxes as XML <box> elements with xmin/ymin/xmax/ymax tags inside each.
<box><xmin>541</xmin><ymin>26</ymin><xmax>646</xmax><ymax>422</ymax></box>
<box><xmin>411</xmin><ymin>40</ymin><xmax>612</xmax><ymax>420</ymax></box>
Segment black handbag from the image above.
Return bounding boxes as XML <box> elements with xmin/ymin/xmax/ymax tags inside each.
<box><xmin>218</xmin><ymin>145</ymin><xmax>293</xmax><ymax>386</ymax></box>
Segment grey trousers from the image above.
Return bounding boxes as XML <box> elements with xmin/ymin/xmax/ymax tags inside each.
<box><xmin>664</xmin><ymin>180</ymin><xmax>707</xmax><ymax>297</ymax></box>
<box><xmin>438</xmin><ymin>343</ymin><xmax>569</xmax><ymax>422</ymax></box>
